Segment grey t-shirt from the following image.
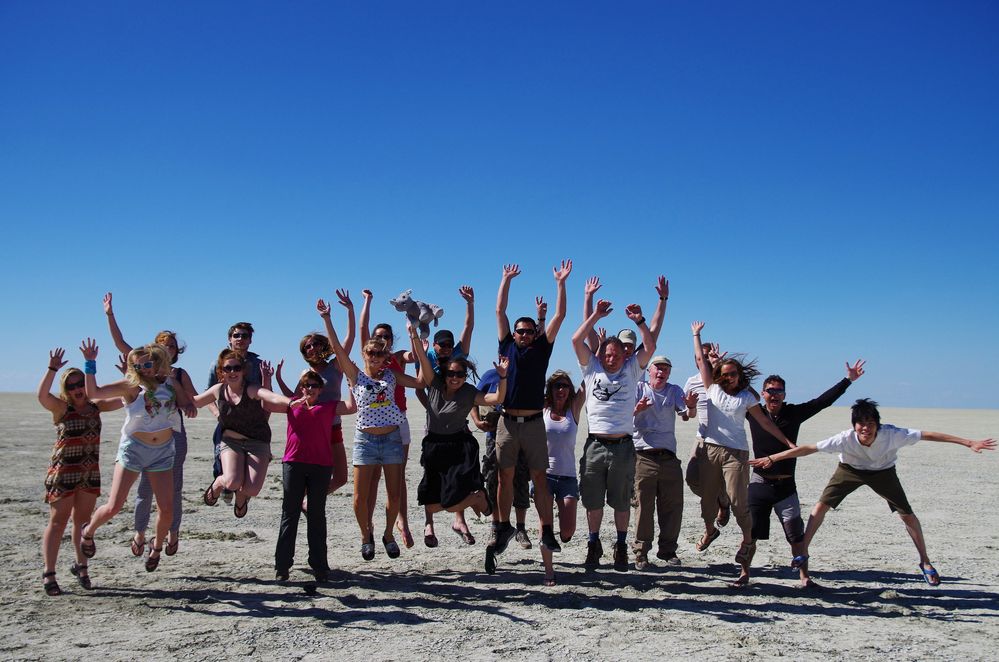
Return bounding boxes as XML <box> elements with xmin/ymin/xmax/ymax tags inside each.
<box><xmin>425</xmin><ymin>376</ymin><xmax>478</xmax><ymax>435</ymax></box>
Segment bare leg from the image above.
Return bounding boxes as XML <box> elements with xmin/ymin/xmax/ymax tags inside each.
<box><xmin>899</xmin><ymin>513</ymin><xmax>931</xmax><ymax>564</ymax></box>
<box><xmin>85</xmin><ymin>465</ymin><xmax>142</xmax><ymax>537</ymax></box>
<box><xmin>353</xmin><ymin>465</ymin><xmax>376</xmax><ymax>542</ymax></box>
<box><xmin>530</xmin><ymin>469</ymin><xmax>553</xmax><ymax>527</ymax></box>
<box><xmin>366</xmin><ymin>465</ymin><xmax>382</xmax><ymax>536</ymax></box>
<box><xmin>395</xmin><ymin>445</ymin><xmax>413</xmax><ymax>546</ymax></box>
<box><xmin>217</xmin><ymin>449</ymin><xmax>247</xmax><ymax>494</ymax></box>
<box><xmin>42</xmin><ymin>498</ymin><xmax>74</xmax><ymax>586</ymax></box>
<box><xmin>382</xmin><ymin>464</ymin><xmax>403</xmax><ymax>542</ymax></box>
<box><xmin>802</xmin><ymin>501</ymin><xmax>831</xmax><ymax>552</ymax></box>
<box><xmin>328</xmin><ymin>442</ymin><xmax>348</xmax><ymax>493</ymax></box>
<box><xmin>557</xmin><ymin>497</ymin><xmax>577</xmax><ymax>542</ymax></box>
<box><xmin>147</xmin><ymin>471</ymin><xmax>175</xmax><ymax>555</ymax></box>
<box><xmin>69</xmin><ymin>492</ymin><xmax>97</xmax><ymax>565</ymax></box>
<box><xmin>586</xmin><ymin>508</ymin><xmax>604</xmax><ymax>536</ymax></box>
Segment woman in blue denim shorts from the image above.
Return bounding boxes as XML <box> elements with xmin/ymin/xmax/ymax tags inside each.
<box><xmin>318</xmin><ymin>297</ymin><xmax>434</xmax><ymax>561</ymax></box>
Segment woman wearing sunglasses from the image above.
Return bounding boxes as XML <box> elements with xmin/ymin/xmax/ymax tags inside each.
<box><xmin>78</xmin><ymin>340</ymin><xmax>195</xmax><ymax>573</ymax></box>
<box><xmin>319</xmin><ymin>297</ymin><xmax>433</xmax><ymax>560</ymax></box>
<box><xmin>194</xmin><ymin>350</ymin><xmax>276</xmax><ymax>519</ymax></box>
<box><xmin>275</xmin><ymin>289</ymin><xmax>355</xmax><ymax>502</ymax></box>
<box><xmin>36</xmin><ymin>348</ymin><xmax>123</xmax><ymax>595</ymax></box>
<box><xmin>417</xmin><ymin>355</ymin><xmax>506</xmax><ymax>548</ymax></box>
<box><xmin>102</xmin><ymin>292</ymin><xmax>197</xmax><ymax>558</ymax></box>
<box><xmin>264</xmin><ymin>369</ymin><xmax>357</xmax><ymax>582</ymax></box>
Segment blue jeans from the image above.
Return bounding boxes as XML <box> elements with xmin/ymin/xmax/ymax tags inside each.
<box><xmin>352</xmin><ymin>428</ymin><xmax>404</xmax><ymax>465</ymax></box>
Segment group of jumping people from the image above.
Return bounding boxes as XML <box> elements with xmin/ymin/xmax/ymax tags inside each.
<box><xmin>37</xmin><ymin>263</ymin><xmax>994</xmax><ymax>595</ymax></box>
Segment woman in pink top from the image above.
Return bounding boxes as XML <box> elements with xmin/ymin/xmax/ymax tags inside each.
<box><xmin>266</xmin><ymin>369</ymin><xmax>357</xmax><ymax>582</ymax></box>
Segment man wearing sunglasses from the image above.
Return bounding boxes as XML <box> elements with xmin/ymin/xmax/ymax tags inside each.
<box><xmin>486</xmin><ymin>260</ymin><xmax>572</xmax><ymax>574</ymax></box>
<box><xmin>745</xmin><ymin>359</ymin><xmax>865</xmax><ymax>588</ymax></box>
<box><xmin>206</xmin><ymin>323</ymin><xmax>270</xmax><ymax>504</ymax></box>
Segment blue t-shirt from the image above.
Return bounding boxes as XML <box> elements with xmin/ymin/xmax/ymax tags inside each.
<box><xmin>428</xmin><ymin>341</ymin><xmax>466</xmax><ymax>376</ymax></box>
<box><xmin>498</xmin><ymin>332</ymin><xmax>553</xmax><ymax>410</ymax></box>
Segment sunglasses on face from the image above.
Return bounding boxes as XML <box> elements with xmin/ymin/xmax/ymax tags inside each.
<box><xmin>374</xmin><ymin>334</ymin><xmax>393</xmax><ymax>342</ymax></box>
<box><xmin>230</xmin><ymin>332</ymin><xmax>251</xmax><ymax>340</ymax></box>
<box><xmin>514</xmin><ymin>327</ymin><xmax>536</xmax><ymax>336</ymax></box>
<box><xmin>65</xmin><ymin>380</ymin><xmax>85</xmax><ymax>390</ymax></box>
<box><xmin>366</xmin><ymin>350</ymin><xmax>388</xmax><ymax>358</ymax></box>
<box><xmin>554</xmin><ymin>383</ymin><xmax>571</xmax><ymax>391</ymax></box>
<box><xmin>764</xmin><ymin>388</ymin><xmax>786</xmax><ymax>396</ymax></box>
<box><xmin>221</xmin><ymin>364</ymin><xmax>243</xmax><ymax>373</ymax></box>
<box><xmin>302</xmin><ymin>383</ymin><xmax>323</xmax><ymax>390</ymax></box>
<box><xmin>445</xmin><ymin>370</ymin><xmax>467</xmax><ymax>379</ymax></box>
<box><xmin>133</xmin><ymin>361</ymin><xmax>155</xmax><ymax>371</ymax></box>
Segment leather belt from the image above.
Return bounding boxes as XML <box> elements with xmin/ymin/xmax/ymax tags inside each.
<box><xmin>503</xmin><ymin>411</ymin><xmax>542</xmax><ymax>423</ymax></box>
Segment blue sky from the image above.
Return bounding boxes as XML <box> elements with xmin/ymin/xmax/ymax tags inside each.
<box><xmin>2</xmin><ymin>2</ymin><xmax>997</xmax><ymax>408</ymax></box>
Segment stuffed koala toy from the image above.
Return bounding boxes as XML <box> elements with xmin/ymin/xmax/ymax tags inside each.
<box><xmin>388</xmin><ymin>289</ymin><xmax>444</xmax><ymax>339</ymax></box>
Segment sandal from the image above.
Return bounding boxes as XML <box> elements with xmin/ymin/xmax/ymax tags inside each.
<box><xmin>451</xmin><ymin>525</ymin><xmax>476</xmax><ymax>545</ymax></box>
<box><xmin>165</xmin><ymin>535</ymin><xmax>179</xmax><ymax>556</ymax></box>
<box><xmin>735</xmin><ymin>541</ymin><xmax>756</xmax><ymax>566</ymax></box>
<box><xmin>919</xmin><ymin>562</ymin><xmax>941</xmax><ymax>586</ymax></box>
<box><xmin>234</xmin><ymin>499</ymin><xmax>249</xmax><ymax>518</ymax></box>
<box><xmin>790</xmin><ymin>554</ymin><xmax>809</xmax><ymax>569</ymax></box>
<box><xmin>203</xmin><ymin>482</ymin><xmax>219</xmax><ymax>506</ymax></box>
<box><xmin>728</xmin><ymin>574</ymin><xmax>750</xmax><ymax>589</ymax></box>
<box><xmin>130</xmin><ymin>533</ymin><xmax>145</xmax><ymax>557</ymax></box>
<box><xmin>424</xmin><ymin>524</ymin><xmax>438</xmax><ymax>548</ymax></box>
<box><xmin>70</xmin><ymin>562</ymin><xmax>92</xmax><ymax>590</ymax></box>
<box><xmin>42</xmin><ymin>571</ymin><xmax>62</xmax><ymax>596</ymax></box>
<box><xmin>80</xmin><ymin>525</ymin><xmax>96</xmax><ymax>559</ymax></box>
<box><xmin>383</xmin><ymin>536</ymin><xmax>401</xmax><ymax>559</ymax></box>
<box><xmin>695</xmin><ymin>528</ymin><xmax>720</xmax><ymax>552</ymax></box>
<box><xmin>146</xmin><ymin>539</ymin><xmax>163</xmax><ymax>572</ymax></box>
<box><xmin>543</xmin><ymin>572</ymin><xmax>557</xmax><ymax>587</ymax></box>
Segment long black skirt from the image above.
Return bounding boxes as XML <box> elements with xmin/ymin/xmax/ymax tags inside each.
<box><xmin>417</xmin><ymin>430</ymin><xmax>484</xmax><ymax>508</ymax></box>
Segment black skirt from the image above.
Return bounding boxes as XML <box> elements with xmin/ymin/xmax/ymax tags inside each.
<box><xmin>417</xmin><ymin>431</ymin><xmax>484</xmax><ymax>508</ymax></box>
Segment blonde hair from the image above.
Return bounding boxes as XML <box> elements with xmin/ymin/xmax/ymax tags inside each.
<box><xmin>58</xmin><ymin>368</ymin><xmax>86</xmax><ymax>403</ymax></box>
<box><xmin>125</xmin><ymin>344</ymin><xmax>171</xmax><ymax>390</ymax></box>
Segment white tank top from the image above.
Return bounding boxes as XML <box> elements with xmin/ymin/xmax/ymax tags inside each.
<box><xmin>120</xmin><ymin>379</ymin><xmax>182</xmax><ymax>441</ymax></box>
<box><xmin>544</xmin><ymin>408</ymin><xmax>577</xmax><ymax>478</ymax></box>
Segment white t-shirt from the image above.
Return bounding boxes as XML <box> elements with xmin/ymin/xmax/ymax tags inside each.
<box><xmin>683</xmin><ymin>374</ymin><xmax>708</xmax><ymax>439</ymax></box>
<box><xmin>581</xmin><ymin>353</ymin><xmax>641</xmax><ymax>436</ymax></box>
<box><xmin>702</xmin><ymin>383</ymin><xmax>757</xmax><ymax>451</ymax></box>
<box><xmin>815</xmin><ymin>424</ymin><xmax>922</xmax><ymax>471</ymax></box>
<box><xmin>632</xmin><ymin>381</ymin><xmax>687</xmax><ymax>453</ymax></box>
<box><xmin>544</xmin><ymin>409</ymin><xmax>578</xmax><ymax>478</ymax></box>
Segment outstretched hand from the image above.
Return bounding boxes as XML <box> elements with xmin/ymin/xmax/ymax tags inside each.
<box><xmin>970</xmin><ymin>439</ymin><xmax>996</xmax><ymax>453</ymax></box>
<box><xmin>115</xmin><ymin>353</ymin><xmax>127</xmax><ymax>375</ymax></box>
<box><xmin>80</xmin><ymin>338</ymin><xmax>99</xmax><ymax>361</ymax></box>
<box><xmin>553</xmin><ymin>259</ymin><xmax>572</xmax><ymax>282</ymax></box>
<box><xmin>317</xmin><ymin>298</ymin><xmax>331</xmax><ymax>317</ymax></box>
<box><xmin>459</xmin><ymin>285</ymin><xmax>474</xmax><ymax>303</ymax></box>
<box><xmin>634</xmin><ymin>396</ymin><xmax>652</xmax><ymax>415</ymax></box>
<box><xmin>260</xmin><ymin>360</ymin><xmax>274</xmax><ymax>379</ymax></box>
<box><xmin>655</xmin><ymin>275</ymin><xmax>669</xmax><ymax>299</ymax></box>
<box><xmin>102</xmin><ymin>292</ymin><xmax>113</xmax><ymax>315</ymax></box>
<box><xmin>684</xmin><ymin>390</ymin><xmax>699</xmax><ymax>410</ymax></box>
<box><xmin>584</xmin><ymin>276</ymin><xmax>601</xmax><ymax>296</ymax></box>
<box><xmin>48</xmin><ymin>348</ymin><xmax>67</xmax><ymax>372</ymax></box>
<box><xmin>625</xmin><ymin>303</ymin><xmax>644</xmax><ymax>324</ymax></box>
<box><xmin>691</xmin><ymin>321</ymin><xmax>705</xmax><ymax>336</ymax></box>
<box><xmin>336</xmin><ymin>289</ymin><xmax>353</xmax><ymax>308</ymax></box>
<box><xmin>594</xmin><ymin>299</ymin><xmax>613</xmax><ymax>318</ymax></box>
<box><xmin>846</xmin><ymin>359</ymin><xmax>866</xmax><ymax>382</ymax></box>
<box><xmin>535</xmin><ymin>296</ymin><xmax>547</xmax><ymax>319</ymax></box>
<box><xmin>502</xmin><ymin>263</ymin><xmax>521</xmax><ymax>279</ymax></box>
<box><xmin>362</xmin><ymin>289</ymin><xmax>373</xmax><ymax>301</ymax></box>
<box><xmin>493</xmin><ymin>356</ymin><xmax>510</xmax><ymax>378</ymax></box>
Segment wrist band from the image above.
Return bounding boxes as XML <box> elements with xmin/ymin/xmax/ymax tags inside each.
<box><xmin>48</xmin><ymin>366</ymin><xmax>58</xmax><ymax>372</ymax></box>
<box><xmin>84</xmin><ymin>360</ymin><xmax>97</xmax><ymax>375</ymax></box>
<box><xmin>637</xmin><ymin>316</ymin><xmax>646</xmax><ymax>326</ymax></box>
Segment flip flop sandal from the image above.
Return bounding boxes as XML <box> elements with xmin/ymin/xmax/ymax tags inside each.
<box><xmin>130</xmin><ymin>534</ymin><xmax>145</xmax><ymax>557</ymax></box>
<box><xmin>145</xmin><ymin>539</ymin><xmax>163</xmax><ymax>572</ymax></box>
<box><xmin>695</xmin><ymin>528</ymin><xmax>720</xmax><ymax>552</ymax></box>
<box><xmin>203</xmin><ymin>483</ymin><xmax>219</xmax><ymax>506</ymax></box>
<box><xmin>735</xmin><ymin>541</ymin><xmax>756</xmax><ymax>566</ymax></box>
<box><xmin>728</xmin><ymin>575</ymin><xmax>751</xmax><ymax>589</ymax></box>
<box><xmin>42</xmin><ymin>571</ymin><xmax>62</xmax><ymax>596</ymax></box>
<box><xmin>70</xmin><ymin>562</ymin><xmax>92</xmax><ymax>590</ymax></box>
<box><xmin>80</xmin><ymin>526</ymin><xmax>97</xmax><ymax>559</ymax></box>
<box><xmin>451</xmin><ymin>525</ymin><xmax>476</xmax><ymax>545</ymax></box>
<box><xmin>234</xmin><ymin>500</ymin><xmax>249</xmax><ymax>518</ymax></box>
<box><xmin>165</xmin><ymin>536</ymin><xmax>179</xmax><ymax>556</ymax></box>
<box><xmin>919</xmin><ymin>562</ymin><xmax>941</xmax><ymax>586</ymax></box>
<box><xmin>790</xmin><ymin>554</ymin><xmax>809</xmax><ymax>569</ymax></box>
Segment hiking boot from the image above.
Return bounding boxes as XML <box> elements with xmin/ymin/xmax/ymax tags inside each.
<box><xmin>493</xmin><ymin>523</ymin><xmax>516</xmax><ymax>555</ymax></box>
<box><xmin>515</xmin><ymin>528</ymin><xmax>533</xmax><ymax>550</ymax></box>
<box><xmin>584</xmin><ymin>539</ymin><xmax>603</xmax><ymax>568</ymax></box>
<box><xmin>613</xmin><ymin>542</ymin><xmax>629</xmax><ymax>572</ymax></box>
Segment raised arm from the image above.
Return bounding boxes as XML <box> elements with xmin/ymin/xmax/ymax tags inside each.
<box><xmin>919</xmin><ymin>431</ymin><xmax>996</xmax><ymax>452</ymax></box>
<box><xmin>80</xmin><ymin>338</ymin><xmax>137</xmax><ymax>401</ymax></box>
<box><xmin>102</xmin><ymin>292</ymin><xmax>133</xmax><ymax>356</ymax></box>
<box><xmin>535</xmin><ymin>295</ymin><xmax>547</xmax><ymax>335</ymax></box>
<box><xmin>337</xmin><ymin>386</ymin><xmax>358</xmax><ymax>415</ymax></box>
<box><xmin>545</xmin><ymin>258</ymin><xmax>572</xmax><ymax>342</ymax></box>
<box><xmin>626</xmin><ymin>303</ymin><xmax>656</xmax><ymax>368</ymax></box>
<box><xmin>359</xmin><ymin>289</ymin><xmax>373</xmax><ymax>347</ymax></box>
<box><xmin>395</xmin><ymin>323</ymin><xmax>434</xmax><ymax>389</ymax></box>
<box><xmin>190</xmin><ymin>383</ymin><xmax>223</xmax><ymax>408</ymax></box>
<box><xmin>319</xmin><ymin>298</ymin><xmax>359</xmax><ymax>385</ymax></box>
<box><xmin>571</xmin><ymin>382</ymin><xmax>586</xmax><ymax>424</ymax></box>
<box><xmin>336</xmin><ymin>289</ymin><xmax>356</xmax><ymax>355</ymax></box>
<box><xmin>572</xmin><ymin>299</ymin><xmax>612</xmax><ymax>365</ymax></box>
<box><xmin>478</xmin><ymin>357</ymin><xmax>509</xmax><ymax>406</ymax></box>
<box><xmin>496</xmin><ymin>263</ymin><xmax>520</xmax><ymax>341</ymax></box>
<box><xmin>692</xmin><ymin>321</ymin><xmax>713</xmax><ymax>387</ymax></box>
<box><xmin>37</xmin><ymin>348</ymin><xmax>69</xmax><ymax>415</ymax></box>
<box><xmin>583</xmin><ymin>276</ymin><xmax>601</xmax><ymax>352</ymax></box>
<box><xmin>647</xmin><ymin>276</ymin><xmax>669</xmax><ymax>344</ymax></box>
<box><xmin>273</xmin><ymin>359</ymin><xmax>296</xmax><ymax>397</ymax></box>
<box><xmin>458</xmin><ymin>285</ymin><xmax>475</xmax><ymax>355</ymax></box>
<box><xmin>798</xmin><ymin>359</ymin><xmax>866</xmax><ymax>421</ymax></box>
<box><xmin>748</xmin><ymin>405</ymin><xmax>796</xmax><ymax>449</ymax></box>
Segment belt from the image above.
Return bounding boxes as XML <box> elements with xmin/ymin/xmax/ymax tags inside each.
<box><xmin>503</xmin><ymin>411</ymin><xmax>542</xmax><ymax>423</ymax></box>
<box><xmin>637</xmin><ymin>448</ymin><xmax>676</xmax><ymax>458</ymax></box>
<box><xmin>756</xmin><ymin>473</ymin><xmax>793</xmax><ymax>481</ymax></box>
<box><xmin>587</xmin><ymin>434</ymin><xmax>632</xmax><ymax>444</ymax></box>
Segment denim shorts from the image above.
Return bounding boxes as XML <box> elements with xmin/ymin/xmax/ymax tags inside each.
<box><xmin>352</xmin><ymin>428</ymin><xmax>404</xmax><ymax>466</ymax></box>
<box><xmin>531</xmin><ymin>474</ymin><xmax>580</xmax><ymax>501</ymax></box>
<box><xmin>117</xmin><ymin>435</ymin><xmax>175</xmax><ymax>473</ymax></box>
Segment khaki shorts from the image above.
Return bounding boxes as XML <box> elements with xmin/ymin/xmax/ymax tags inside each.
<box><xmin>578</xmin><ymin>435</ymin><xmax>636</xmax><ymax>512</ymax></box>
<box><xmin>495</xmin><ymin>415</ymin><xmax>548</xmax><ymax>472</ymax></box>
<box><xmin>220</xmin><ymin>436</ymin><xmax>273</xmax><ymax>461</ymax></box>
<box><xmin>819</xmin><ymin>463</ymin><xmax>913</xmax><ymax>515</ymax></box>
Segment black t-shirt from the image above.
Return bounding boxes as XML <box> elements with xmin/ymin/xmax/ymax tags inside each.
<box><xmin>498</xmin><ymin>332</ymin><xmax>554</xmax><ymax>410</ymax></box>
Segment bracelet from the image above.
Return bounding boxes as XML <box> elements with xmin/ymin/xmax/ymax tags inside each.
<box><xmin>48</xmin><ymin>366</ymin><xmax>58</xmax><ymax>372</ymax></box>
<box><xmin>637</xmin><ymin>316</ymin><xmax>646</xmax><ymax>326</ymax></box>
<box><xmin>84</xmin><ymin>360</ymin><xmax>97</xmax><ymax>375</ymax></box>
<box><xmin>499</xmin><ymin>377</ymin><xmax>507</xmax><ymax>380</ymax></box>
<box><xmin>660</xmin><ymin>296</ymin><xmax>667</xmax><ymax>301</ymax></box>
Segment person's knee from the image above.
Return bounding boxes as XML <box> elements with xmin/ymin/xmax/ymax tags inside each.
<box><xmin>810</xmin><ymin>501</ymin><xmax>831</xmax><ymax>517</ymax></box>
<box><xmin>782</xmin><ymin>516</ymin><xmax>805</xmax><ymax>544</ymax></box>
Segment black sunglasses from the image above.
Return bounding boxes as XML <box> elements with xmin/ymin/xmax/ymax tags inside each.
<box><xmin>65</xmin><ymin>380</ymin><xmax>85</xmax><ymax>390</ymax></box>
<box><xmin>221</xmin><ymin>364</ymin><xmax>243</xmax><ymax>373</ymax></box>
<box><xmin>445</xmin><ymin>370</ymin><xmax>467</xmax><ymax>379</ymax></box>
<box><xmin>514</xmin><ymin>327</ymin><xmax>536</xmax><ymax>336</ymax></box>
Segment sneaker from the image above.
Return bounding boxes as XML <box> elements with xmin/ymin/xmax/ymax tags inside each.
<box><xmin>493</xmin><ymin>523</ymin><xmax>516</xmax><ymax>555</ymax></box>
<box><xmin>515</xmin><ymin>528</ymin><xmax>533</xmax><ymax>550</ymax></box>
<box><xmin>584</xmin><ymin>539</ymin><xmax>603</xmax><ymax>568</ymax></box>
<box><xmin>484</xmin><ymin>545</ymin><xmax>497</xmax><ymax>574</ymax></box>
<box><xmin>656</xmin><ymin>551</ymin><xmax>681</xmax><ymax>566</ymax></box>
<box><xmin>222</xmin><ymin>489</ymin><xmax>234</xmax><ymax>505</ymax></box>
<box><xmin>540</xmin><ymin>529</ymin><xmax>561</xmax><ymax>553</ymax></box>
<box><xmin>361</xmin><ymin>542</ymin><xmax>375</xmax><ymax>561</ymax></box>
<box><xmin>613</xmin><ymin>542</ymin><xmax>629</xmax><ymax>572</ymax></box>
<box><xmin>634</xmin><ymin>551</ymin><xmax>649</xmax><ymax>570</ymax></box>
<box><xmin>275</xmin><ymin>570</ymin><xmax>290</xmax><ymax>582</ymax></box>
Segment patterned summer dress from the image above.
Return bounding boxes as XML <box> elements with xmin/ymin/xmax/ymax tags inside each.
<box><xmin>44</xmin><ymin>403</ymin><xmax>102</xmax><ymax>503</ymax></box>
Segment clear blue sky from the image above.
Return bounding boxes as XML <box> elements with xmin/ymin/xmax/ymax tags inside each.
<box><xmin>2</xmin><ymin>2</ymin><xmax>997</xmax><ymax>408</ymax></box>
